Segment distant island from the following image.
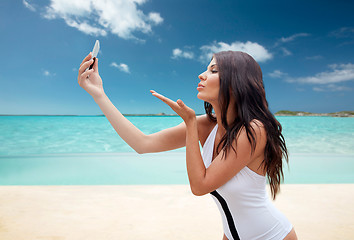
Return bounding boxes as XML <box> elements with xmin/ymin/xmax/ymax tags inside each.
<box><xmin>275</xmin><ymin>110</ymin><xmax>354</xmax><ymax>117</ymax></box>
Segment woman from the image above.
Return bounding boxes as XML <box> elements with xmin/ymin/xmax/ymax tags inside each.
<box><xmin>78</xmin><ymin>50</ymin><xmax>298</xmax><ymax>240</ymax></box>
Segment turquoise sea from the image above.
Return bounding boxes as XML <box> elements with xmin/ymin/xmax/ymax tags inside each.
<box><xmin>0</xmin><ymin>116</ymin><xmax>353</xmax><ymax>185</ymax></box>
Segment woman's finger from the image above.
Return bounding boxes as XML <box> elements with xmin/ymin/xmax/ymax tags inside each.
<box><xmin>79</xmin><ymin>69</ymin><xmax>94</xmax><ymax>83</ymax></box>
<box><xmin>78</xmin><ymin>59</ymin><xmax>94</xmax><ymax>75</ymax></box>
<box><xmin>80</xmin><ymin>53</ymin><xmax>92</xmax><ymax>67</ymax></box>
<box><xmin>150</xmin><ymin>90</ymin><xmax>195</xmax><ymax>122</ymax></box>
<box><xmin>150</xmin><ymin>90</ymin><xmax>176</xmax><ymax>106</ymax></box>
<box><xmin>150</xmin><ymin>90</ymin><xmax>184</xmax><ymax>115</ymax></box>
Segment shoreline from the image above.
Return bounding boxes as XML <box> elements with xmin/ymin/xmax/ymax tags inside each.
<box><xmin>1</xmin><ymin>152</ymin><xmax>353</xmax><ymax>185</ymax></box>
<box><xmin>0</xmin><ymin>184</ymin><xmax>353</xmax><ymax>240</ymax></box>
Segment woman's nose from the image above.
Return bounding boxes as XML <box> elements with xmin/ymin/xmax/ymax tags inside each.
<box><xmin>199</xmin><ymin>72</ymin><xmax>206</xmax><ymax>81</ymax></box>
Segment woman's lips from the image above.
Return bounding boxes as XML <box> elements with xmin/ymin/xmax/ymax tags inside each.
<box><xmin>197</xmin><ymin>83</ymin><xmax>204</xmax><ymax>91</ymax></box>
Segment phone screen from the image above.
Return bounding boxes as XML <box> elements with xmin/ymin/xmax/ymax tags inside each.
<box><xmin>89</xmin><ymin>40</ymin><xmax>100</xmax><ymax>70</ymax></box>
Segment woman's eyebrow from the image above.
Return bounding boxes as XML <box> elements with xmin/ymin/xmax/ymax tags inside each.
<box><xmin>208</xmin><ymin>64</ymin><xmax>217</xmax><ymax>69</ymax></box>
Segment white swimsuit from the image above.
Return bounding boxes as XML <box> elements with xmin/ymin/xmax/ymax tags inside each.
<box><xmin>202</xmin><ymin>124</ymin><xmax>293</xmax><ymax>240</ymax></box>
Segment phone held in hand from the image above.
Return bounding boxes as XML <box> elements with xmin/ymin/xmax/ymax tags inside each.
<box><xmin>89</xmin><ymin>40</ymin><xmax>100</xmax><ymax>70</ymax></box>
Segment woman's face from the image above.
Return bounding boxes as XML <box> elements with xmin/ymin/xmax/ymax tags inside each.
<box><xmin>197</xmin><ymin>58</ymin><xmax>220</xmax><ymax>104</ymax></box>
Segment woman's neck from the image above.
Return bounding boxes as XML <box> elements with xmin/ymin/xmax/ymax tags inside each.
<box><xmin>212</xmin><ymin>101</ymin><xmax>237</xmax><ymax>131</ymax></box>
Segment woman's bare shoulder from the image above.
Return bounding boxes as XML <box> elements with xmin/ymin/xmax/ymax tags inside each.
<box><xmin>196</xmin><ymin>114</ymin><xmax>217</xmax><ymax>146</ymax></box>
<box><xmin>250</xmin><ymin>119</ymin><xmax>266</xmax><ymax>139</ymax></box>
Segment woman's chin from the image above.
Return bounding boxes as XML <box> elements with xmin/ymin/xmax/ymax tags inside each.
<box><xmin>197</xmin><ymin>93</ymin><xmax>210</xmax><ymax>102</ymax></box>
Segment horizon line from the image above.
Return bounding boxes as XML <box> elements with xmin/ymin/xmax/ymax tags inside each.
<box><xmin>0</xmin><ymin>110</ymin><xmax>353</xmax><ymax>117</ymax></box>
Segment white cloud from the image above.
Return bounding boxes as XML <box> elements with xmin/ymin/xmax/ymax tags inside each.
<box><xmin>40</xmin><ymin>0</ymin><xmax>163</xmax><ymax>40</ymax></box>
<box><xmin>329</xmin><ymin>27</ymin><xmax>354</xmax><ymax>38</ymax></box>
<box><xmin>65</xmin><ymin>19</ymin><xmax>107</xmax><ymax>36</ymax></box>
<box><xmin>306</xmin><ymin>55</ymin><xmax>323</xmax><ymax>60</ymax></box>
<box><xmin>23</xmin><ymin>0</ymin><xmax>36</xmax><ymax>12</ymax></box>
<box><xmin>273</xmin><ymin>33</ymin><xmax>310</xmax><ymax>48</ymax></box>
<box><xmin>313</xmin><ymin>84</ymin><xmax>352</xmax><ymax>92</ymax></box>
<box><xmin>281</xmin><ymin>47</ymin><xmax>292</xmax><ymax>56</ymax></box>
<box><xmin>172</xmin><ymin>48</ymin><xmax>194</xmax><ymax>59</ymax></box>
<box><xmin>43</xmin><ymin>70</ymin><xmax>55</xmax><ymax>77</ymax></box>
<box><xmin>329</xmin><ymin>27</ymin><xmax>354</xmax><ymax>46</ymax></box>
<box><xmin>148</xmin><ymin>12</ymin><xmax>163</xmax><ymax>25</ymax></box>
<box><xmin>287</xmin><ymin>63</ymin><xmax>354</xmax><ymax>84</ymax></box>
<box><xmin>111</xmin><ymin>62</ymin><xmax>130</xmax><ymax>73</ymax></box>
<box><xmin>199</xmin><ymin>41</ymin><xmax>273</xmax><ymax>63</ymax></box>
<box><xmin>280</xmin><ymin>33</ymin><xmax>310</xmax><ymax>43</ymax></box>
<box><xmin>268</xmin><ymin>70</ymin><xmax>288</xmax><ymax>78</ymax></box>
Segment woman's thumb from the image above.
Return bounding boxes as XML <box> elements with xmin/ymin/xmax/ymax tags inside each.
<box><xmin>177</xmin><ymin>99</ymin><xmax>185</xmax><ymax>107</ymax></box>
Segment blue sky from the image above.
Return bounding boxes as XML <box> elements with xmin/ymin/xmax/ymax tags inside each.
<box><xmin>0</xmin><ymin>0</ymin><xmax>353</xmax><ymax>115</ymax></box>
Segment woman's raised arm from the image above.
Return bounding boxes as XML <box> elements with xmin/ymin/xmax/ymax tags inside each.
<box><xmin>93</xmin><ymin>94</ymin><xmax>188</xmax><ymax>154</ymax></box>
<box><xmin>78</xmin><ymin>53</ymin><xmax>209</xmax><ymax>154</ymax></box>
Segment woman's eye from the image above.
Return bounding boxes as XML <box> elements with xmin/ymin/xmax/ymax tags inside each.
<box><xmin>211</xmin><ymin>69</ymin><xmax>218</xmax><ymax>73</ymax></box>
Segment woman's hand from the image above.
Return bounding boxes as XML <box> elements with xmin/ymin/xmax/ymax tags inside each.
<box><xmin>78</xmin><ymin>53</ymin><xmax>105</xmax><ymax>99</ymax></box>
<box><xmin>150</xmin><ymin>90</ymin><xmax>196</xmax><ymax>124</ymax></box>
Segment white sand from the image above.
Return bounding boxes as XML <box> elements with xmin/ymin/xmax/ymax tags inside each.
<box><xmin>0</xmin><ymin>184</ymin><xmax>353</xmax><ymax>240</ymax></box>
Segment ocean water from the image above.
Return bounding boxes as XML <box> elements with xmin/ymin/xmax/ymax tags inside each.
<box><xmin>1</xmin><ymin>115</ymin><xmax>353</xmax><ymax>155</ymax></box>
<box><xmin>0</xmin><ymin>116</ymin><xmax>353</xmax><ymax>185</ymax></box>
<box><xmin>0</xmin><ymin>116</ymin><xmax>183</xmax><ymax>155</ymax></box>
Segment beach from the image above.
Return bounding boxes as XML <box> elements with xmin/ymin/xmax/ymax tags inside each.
<box><xmin>0</xmin><ymin>184</ymin><xmax>353</xmax><ymax>240</ymax></box>
<box><xmin>1</xmin><ymin>116</ymin><xmax>353</xmax><ymax>239</ymax></box>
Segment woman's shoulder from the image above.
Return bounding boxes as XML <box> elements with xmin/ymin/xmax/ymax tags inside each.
<box><xmin>247</xmin><ymin>119</ymin><xmax>266</xmax><ymax>140</ymax></box>
<box><xmin>250</xmin><ymin>119</ymin><xmax>265</xmax><ymax>129</ymax></box>
<box><xmin>196</xmin><ymin>114</ymin><xmax>217</xmax><ymax>145</ymax></box>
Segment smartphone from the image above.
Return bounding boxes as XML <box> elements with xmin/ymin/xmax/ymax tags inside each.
<box><xmin>89</xmin><ymin>40</ymin><xmax>100</xmax><ymax>70</ymax></box>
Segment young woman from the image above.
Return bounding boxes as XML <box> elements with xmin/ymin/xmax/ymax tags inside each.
<box><xmin>78</xmin><ymin>50</ymin><xmax>298</xmax><ymax>240</ymax></box>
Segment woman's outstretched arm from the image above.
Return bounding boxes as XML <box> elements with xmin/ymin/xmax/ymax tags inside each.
<box><xmin>93</xmin><ymin>94</ymin><xmax>188</xmax><ymax>153</ymax></box>
<box><xmin>78</xmin><ymin>53</ymin><xmax>209</xmax><ymax>154</ymax></box>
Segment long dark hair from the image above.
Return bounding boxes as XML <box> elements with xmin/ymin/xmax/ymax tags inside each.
<box><xmin>205</xmin><ymin>51</ymin><xmax>288</xmax><ymax>200</ymax></box>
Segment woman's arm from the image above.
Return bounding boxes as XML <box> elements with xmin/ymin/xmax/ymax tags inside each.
<box><xmin>151</xmin><ymin>91</ymin><xmax>266</xmax><ymax>196</ymax></box>
<box><xmin>94</xmin><ymin>94</ymin><xmax>188</xmax><ymax>153</ymax></box>
<box><xmin>94</xmin><ymin>94</ymin><xmax>212</xmax><ymax>153</ymax></box>
<box><xmin>78</xmin><ymin>53</ymin><xmax>210</xmax><ymax>154</ymax></box>
<box><xmin>185</xmin><ymin>119</ymin><xmax>265</xmax><ymax>196</ymax></box>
